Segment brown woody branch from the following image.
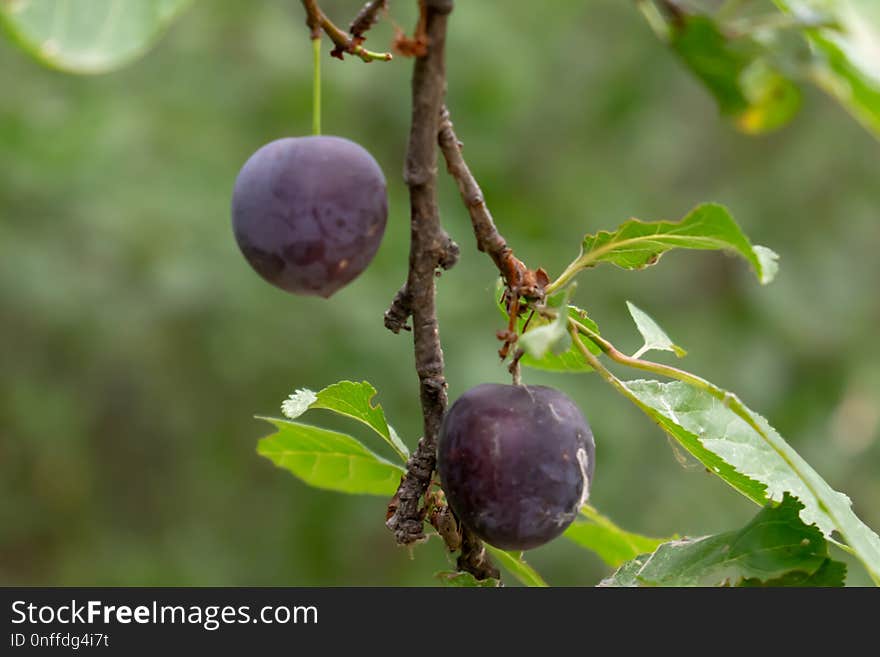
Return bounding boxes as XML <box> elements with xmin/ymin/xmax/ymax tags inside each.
<box><xmin>437</xmin><ymin>107</ymin><xmax>546</xmax><ymax>300</ymax></box>
<box><xmin>384</xmin><ymin>0</ymin><xmax>456</xmax><ymax>544</ymax></box>
<box><xmin>301</xmin><ymin>0</ymin><xmax>393</xmax><ymax>61</ymax></box>
<box><xmin>438</xmin><ymin>106</ymin><xmax>547</xmax><ymax>377</ymax></box>
<box><xmin>383</xmin><ymin>0</ymin><xmax>498</xmax><ymax>581</ymax></box>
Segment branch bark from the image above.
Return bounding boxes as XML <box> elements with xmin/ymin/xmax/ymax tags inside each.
<box><xmin>437</xmin><ymin>107</ymin><xmax>546</xmax><ymax>299</ymax></box>
<box><xmin>385</xmin><ymin>0</ymin><xmax>457</xmax><ymax>545</ymax></box>
<box><xmin>384</xmin><ymin>0</ymin><xmax>498</xmax><ymax>582</ymax></box>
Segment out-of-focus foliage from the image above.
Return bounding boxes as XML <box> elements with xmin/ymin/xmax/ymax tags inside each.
<box><xmin>1</xmin><ymin>0</ymin><xmax>879</xmax><ymax>586</ymax></box>
<box><xmin>640</xmin><ymin>0</ymin><xmax>880</xmax><ymax>137</ymax></box>
<box><xmin>0</xmin><ymin>0</ymin><xmax>191</xmax><ymax>74</ymax></box>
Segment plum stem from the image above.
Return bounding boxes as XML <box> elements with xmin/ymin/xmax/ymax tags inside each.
<box><xmin>311</xmin><ymin>36</ymin><xmax>321</xmax><ymax>135</ymax></box>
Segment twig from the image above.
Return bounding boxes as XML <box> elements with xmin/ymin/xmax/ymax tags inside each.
<box><xmin>350</xmin><ymin>0</ymin><xmax>388</xmax><ymax>41</ymax></box>
<box><xmin>301</xmin><ymin>0</ymin><xmax>393</xmax><ymax>62</ymax></box>
<box><xmin>437</xmin><ymin>107</ymin><xmax>547</xmax><ymax>299</ymax></box>
<box><xmin>437</xmin><ymin>105</ymin><xmax>547</xmax><ymax>361</ymax></box>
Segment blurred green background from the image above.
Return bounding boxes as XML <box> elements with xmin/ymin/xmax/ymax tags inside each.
<box><xmin>2</xmin><ymin>0</ymin><xmax>879</xmax><ymax>586</ymax></box>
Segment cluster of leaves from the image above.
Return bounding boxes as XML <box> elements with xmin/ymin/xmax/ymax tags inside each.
<box><xmin>638</xmin><ymin>0</ymin><xmax>880</xmax><ymax>137</ymax></box>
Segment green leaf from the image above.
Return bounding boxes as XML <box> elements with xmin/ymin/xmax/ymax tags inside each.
<box><xmin>495</xmin><ymin>281</ymin><xmax>601</xmax><ymax>373</ymax></box>
<box><xmin>740</xmin><ymin>558</ymin><xmax>847</xmax><ymax>587</ymax></box>
<box><xmin>564</xmin><ymin>504</ymin><xmax>675</xmax><ymax>568</ymax></box>
<box><xmin>256</xmin><ymin>418</ymin><xmax>404</xmax><ymax>496</ymax></box>
<box><xmin>601</xmin><ymin>496</ymin><xmax>846</xmax><ymax>587</ymax></box>
<box><xmin>282</xmin><ymin>381</ymin><xmax>409</xmax><ymax>462</ymax></box>
<box><xmin>600</xmin><ymin>495</ymin><xmax>846</xmax><ymax>587</ymax></box>
<box><xmin>624</xmin><ymin>378</ymin><xmax>880</xmax><ymax>584</ymax></box>
<box><xmin>435</xmin><ymin>571</ymin><xmax>500</xmax><ymax>588</ymax></box>
<box><xmin>669</xmin><ymin>14</ymin><xmax>802</xmax><ymax>134</ymax></box>
<box><xmin>626</xmin><ymin>301</ymin><xmax>687</xmax><ymax>359</ymax></box>
<box><xmin>773</xmin><ymin>0</ymin><xmax>880</xmax><ymax>137</ymax></box>
<box><xmin>0</xmin><ymin>0</ymin><xmax>191</xmax><ymax>74</ymax></box>
<box><xmin>484</xmin><ymin>546</ymin><xmax>548</xmax><ymax>587</ymax></box>
<box><xmin>559</xmin><ymin>204</ymin><xmax>778</xmax><ymax>289</ymax></box>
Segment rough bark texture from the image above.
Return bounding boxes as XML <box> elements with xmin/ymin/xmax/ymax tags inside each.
<box><xmin>384</xmin><ymin>0</ymin><xmax>457</xmax><ymax>546</ymax></box>
<box><xmin>384</xmin><ymin>0</ymin><xmax>499</xmax><ymax>582</ymax></box>
<box><xmin>438</xmin><ymin>107</ymin><xmax>538</xmax><ymax>297</ymax></box>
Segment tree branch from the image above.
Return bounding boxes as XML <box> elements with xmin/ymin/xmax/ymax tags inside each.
<box><xmin>385</xmin><ymin>0</ymin><xmax>456</xmax><ymax>544</ymax></box>
<box><xmin>301</xmin><ymin>0</ymin><xmax>393</xmax><ymax>61</ymax></box>
<box><xmin>437</xmin><ymin>107</ymin><xmax>548</xmax><ymax>299</ymax></box>
<box><xmin>383</xmin><ymin>0</ymin><xmax>497</xmax><ymax>581</ymax></box>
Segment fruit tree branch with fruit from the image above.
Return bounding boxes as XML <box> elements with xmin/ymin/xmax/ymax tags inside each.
<box><xmin>10</xmin><ymin>0</ymin><xmax>878</xmax><ymax>586</ymax></box>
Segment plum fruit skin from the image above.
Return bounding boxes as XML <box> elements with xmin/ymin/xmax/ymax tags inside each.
<box><xmin>231</xmin><ymin>136</ymin><xmax>387</xmax><ymax>298</ymax></box>
<box><xmin>438</xmin><ymin>384</ymin><xmax>595</xmax><ymax>551</ymax></box>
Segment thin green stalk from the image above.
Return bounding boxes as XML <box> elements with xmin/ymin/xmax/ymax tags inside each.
<box><xmin>568</xmin><ymin>324</ymin><xmax>680</xmax><ymax>435</ymax></box>
<box><xmin>545</xmin><ymin>258</ymin><xmax>584</xmax><ymax>296</ymax></box>
<box><xmin>312</xmin><ymin>36</ymin><xmax>321</xmax><ymax>136</ymax></box>
<box><xmin>635</xmin><ymin>0</ymin><xmax>671</xmax><ymax>40</ymax></box>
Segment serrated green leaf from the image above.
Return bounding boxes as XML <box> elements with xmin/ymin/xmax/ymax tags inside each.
<box><xmin>624</xmin><ymin>378</ymin><xmax>880</xmax><ymax>584</ymax></box>
<box><xmin>626</xmin><ymin>301</ymin><xmax>687</xmax><ymax>359</ymax></box>
<box><xmin>600</xmin><ymin>495</ymin><xmax>846</xmax><ymax>587</ymax></box>
<box><xmin>0</xmin><ymin>0</ymin><xmax>191</xmax><ymax>74</ymax></box>
<box><xmin>435</xmin><ymin>571</ymin><xmax>500</xmax><ymax>588</ymax></box>
<box><xmin>484</xmin><ymin>546</ymin><xmax>548</xmax><ymax>587</ymax></box>
<box><xmin>282</xmin><ymin>381</ymin><xmax>409</xmax><ymax>462</ymax></box>
<box><xmin>740</xmin><ymin>558</ymin><xmax>847</xmax><ymax>587</ymax></box>
<box><xmin>494</xmin><ymin>281</ymin><xmax>601</xmax><ymax>373</ymax></box>
<box><xmin>564</xmin><ymin>504</ymin><xmax>674</xmax><ymax>568</ymax></box>
<box><xmin>773</xmin><ymin>0</ymin><xmax>880</xmax><ymax>137</ymax></box>
<box><xmin>257</xmin><ymin>418</ymin><xmax>404</xmax><ymax>496</ymax></box>
<box><xmin>559</xmin><ymin>204</ymin><xmax>778</xmax><ymax>289</ymax></box>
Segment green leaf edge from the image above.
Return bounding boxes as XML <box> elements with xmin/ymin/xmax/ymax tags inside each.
<box><xmin>0</xmin><ymin>0</ymin><xmax>193</xmax><ymax>74</ymax></box>
<box><xmin>484</xmin><ymin>546</ymin><xmax>548</xmax><ymax>587</ymax></box>
<box><xmin>255</xmin><ymin>416</ymin><xmax>405</xmax><ymax>497</ymax></box>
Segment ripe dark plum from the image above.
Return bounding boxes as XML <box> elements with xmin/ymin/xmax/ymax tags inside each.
<box><xmin>231</xmin><ymin>136</ymin><xmax>387</xmax><ymax>298</ymax></box>
<box><xmin>438</xmin><ymin>383</ymin><xmax>595</xmax><ymax>551</ymax></box>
